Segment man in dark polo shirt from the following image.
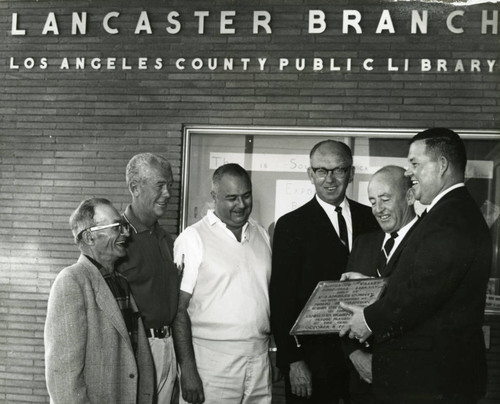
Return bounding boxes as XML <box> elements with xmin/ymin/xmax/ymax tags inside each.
<box><xmin>117</xmin><ymin>152</ymin><xmax>180</xmax><ymax>404</ymax></box>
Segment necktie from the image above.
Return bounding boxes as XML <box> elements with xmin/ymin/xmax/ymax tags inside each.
<box><xmin>335</xmin><ymin>206</ymin><xmax>349</xmax><ymax>252</ymax></box>
<box><xmin>377</xmin><ymin>231</ymin><xmax>398</xmax><ymax>276</ymax></box>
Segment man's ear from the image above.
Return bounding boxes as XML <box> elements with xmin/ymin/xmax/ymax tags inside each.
<box><xmin>129</xmin><ymin>181</ymin><xmax>140</xmax><ymax>197</ymax></box>
<box><xmin>307</xmin><ymin>167</ymin><xmax>315</xmax><ymax>184</ymax></box>
<box><xmin>438</xmin><ymin>155</ymin><xmax>449</xmax><ymax>176</ymax></box>
<box><xmin>406</xmin><ymin>188</ymin><xmax>416</xmax><ymax>206</ymax></box>
<box><xmin>210</xmin><ymin>190</ymin><xmax>216</xmax><ymax>202</ymax></box>
<box><xmin>348</xmin><ymin>166</ymin><xmax>355</xmax><ymax>184</ymax></box>
<box><xmin>81</xmin><ymin>230</ymin><xmax>95</xmax><ymax>246</ymax></box>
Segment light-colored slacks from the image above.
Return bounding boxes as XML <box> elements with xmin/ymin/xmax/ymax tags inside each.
<box><xmin>150</xmin><ymin>336</ymin><xmax>177</xmax><ymax>404</ymax></box>
<box><xmin>180</xmin><ymin>341</ymin><xmax>272</xmax><ymax>404</ymax></box>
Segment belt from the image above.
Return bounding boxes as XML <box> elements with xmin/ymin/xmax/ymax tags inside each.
<box><xmin>147</xmin><ymin>326</ymin><xmax>171</xmax><ymax>339</ymax></box>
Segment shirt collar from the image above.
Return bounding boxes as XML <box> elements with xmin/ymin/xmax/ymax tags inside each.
<box><xmin>315</xmin><ymin>195</ymin><xmax>349</xmax><ymax>215</ymax></box>
<box><xmin>427</xmin><ymin>183</ymin><xmax>465</xmax><ymax>213</ymax></box>
<box><xmin>84</xmin><ymin>254</ymin><xmax>103</xmax><ymax>270</ymax></box>
<box><xmin>123</xmin><ymin>204</ymin><xmax>158</xmax><ymax>234</ymax></box>
<box><xmin>207</xmin><ymin>209</ymin><xmax>250</xmax><ymax>242</ymax></box>
<box><xmin>383</xmin><ymin>214</ymin><xmax>419</xmax><ymax>243</ymax></box>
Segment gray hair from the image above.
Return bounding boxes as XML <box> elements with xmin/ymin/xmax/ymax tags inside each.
<box><xmin>372</xmin><ymin>165</ymin><xmax>412</xmax><ymax>192</ymax></box>
<box><xmin>69</xmin><ymin>198</ymin><xmax>112</xmax><ymax>244</ymax></box>
<box><xmin>126</xmin><ymin>153</ymin><xmax>171</xmax><ymax>186</ymax></box>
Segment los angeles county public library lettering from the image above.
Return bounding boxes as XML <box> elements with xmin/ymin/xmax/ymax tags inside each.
<box><xmin>8</xmin><ymin>7</ymin><xmax>499</xmax><ymax>72</ymax></box>
<box><xmin>1</xmin><ymin>0</ymin><xmax>499</xmax><ymax>403</ymax></box>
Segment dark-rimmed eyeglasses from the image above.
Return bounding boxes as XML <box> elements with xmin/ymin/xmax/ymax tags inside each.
<box><xmin>311</xmin><ymin>166</ymin><xmax>352</xmax><ymax>179</ymax></box>
<box><xmin>77</xmin><ymin>219</ymin><xmax>129</xmax><ymax>241</ymax></box>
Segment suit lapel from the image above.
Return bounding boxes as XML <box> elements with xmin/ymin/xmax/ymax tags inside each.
<box><xmin>384</xmin><ymin>219</ymin><xmax>419</xmax><ymax>277</ymax></box>
<box><xmin>309</xmin><ymin>198</ymin><xmax>344</xmax><ymax>245</ymax></box>
<box><xmin>350</xmin><ymin>199</ymin><xmax>367</xmax><ymax>239</ymax></box>
<box><xmin>78</xmin><ymin>256</ymin><xmax>133</xmax><ymax>350</ymax></box>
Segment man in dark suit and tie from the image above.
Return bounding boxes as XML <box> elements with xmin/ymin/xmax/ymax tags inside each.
<box><xmin>341</xmin><ymin>165</ymin><xmax>420</xmax><ymax>404</ymax></box>
<box><xmin>270</xmin><ymin>140</ymin><xmax>379</xmax><ymax>404</ymax></box>
<box><xmin>340</xmin><ymin>128</ymin><xmax>492</xmax><ymax>404</ymax></box>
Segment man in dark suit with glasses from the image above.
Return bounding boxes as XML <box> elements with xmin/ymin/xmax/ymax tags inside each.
<box><xmin>270</xmin><ymin>140</ymin><xmax>379</xmax><ymax>404</ymax></box>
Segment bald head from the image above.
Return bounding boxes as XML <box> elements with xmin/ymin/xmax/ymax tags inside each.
<box><xmin>372</xmin><ymin>166</ymin><xmax>413</xmax><ymax>194</ymax></box>
<box><xmin>368</xmin><ymin>165</ymin><xmax>416</xmax><ymax>234</ymax></box>
<box><xmin>310</xmin><ymin>140</ymin><xmax>353</xmax><ymax>164</ymax></box>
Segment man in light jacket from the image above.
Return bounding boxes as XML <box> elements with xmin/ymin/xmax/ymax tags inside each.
<box><xmin>44</xmin><ymin>197</ymin><xmax>154</xmax><ymax>404</ymax></box>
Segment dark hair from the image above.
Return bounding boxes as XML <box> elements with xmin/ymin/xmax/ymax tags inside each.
<box><xmin>309</xmin><ymin>140</ymin><xmax>353</xmax><ymax>164</ymax></box>
<box><xmin>69</xmin><ymin>198</ymin><xmax>113</xmax><ymax>243</ymax></box>
<box><xmin>212</xmin><ymin>163</ymin><xmax>251</xmax><ymax>190</ymax></box>
<box><xmin>410</xmin><ymin>128</ymin><xmax>467</xmax><ymax>174</ymax></box>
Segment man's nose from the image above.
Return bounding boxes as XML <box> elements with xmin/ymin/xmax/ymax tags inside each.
<box><xmin>324</xmin><ymin>170</ymin><xmax>337</xmax><ymax>181</ymax></box>
<box><xmin>121</xmin><ymin>225</ymin><xmax>130</xmax><ymax>237</ymax></box>
<box><xmin>161</xmin><ymin>184</ymin><xmax>171</xmax><ymax>197</ymax></box>
<box><xmin>373</xmin><ymin>200</ymin><xmax>383</xmax><ymax>213</ymax></box>
<box><xmin>236</xmin><ymin>197</ymin><xmax>245</xmax><ymax>208</ymax></box>
<box><xmin>404</xmin><ymin>167</ymin><xmax>412</xmax><ymax>177</ymax></box>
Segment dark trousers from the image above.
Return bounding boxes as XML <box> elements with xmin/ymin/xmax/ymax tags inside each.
<box><xmin>374</xmin><ymin>396</ymin><xmax>479</xmax><ymax>404</ymax></box>
<box><xmin>283</xmin><ymin>337</ymin><xmax>351</xmax><ymax>404</ymax></box>
<box><xmin>348</xmin><ymin>364</ymin><xmax>374</xmax><ymax>404</ymax></box>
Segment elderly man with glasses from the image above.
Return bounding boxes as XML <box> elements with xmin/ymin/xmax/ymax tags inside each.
<box><xmin>44</xmin><ymin>197</ymin><xmax>154</xmax><ymax>404</ymax></box>
<box><xmin>270</xmin><ymin>140</ymin><xmax>379</xmax><ymax>404</ymax></box>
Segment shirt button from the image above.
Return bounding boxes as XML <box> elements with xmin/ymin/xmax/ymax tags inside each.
<box><xmin>129</xmin><ymin>374</ymin><xmax>135</xmax><ymax>379</ymax></box>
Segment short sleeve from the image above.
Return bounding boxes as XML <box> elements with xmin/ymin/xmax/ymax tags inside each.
<box><xmin>174</xmin><ymin>227</ymin><xmax>203</xmax><ymax>294</ymax></box>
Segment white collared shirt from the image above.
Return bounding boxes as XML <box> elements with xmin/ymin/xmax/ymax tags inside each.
<box><xmin>315</xmin><ymin>195</ymin><xmax>353</xmax><ymax>251</ymax></box>
<box><xmin>173</xmin><ymin>210</ymin><xmax>271</xmax><ymax>355</ymax></box>
<box><xmin>381</xmin><ymin>215</ymin><xmax>420</xmax><ymax>262</ymax></box>
<box><xmin>426</xmin><ymin>183</ymin><xmax>465</xmax><ymax>213</ymax></box>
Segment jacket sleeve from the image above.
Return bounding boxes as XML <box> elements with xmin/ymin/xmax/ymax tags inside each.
<box><xmin>270</xmin><ymin>216</ymin><xmax>305</xmax><ymax>369</ymax></box>
<box><xmin>364</xmin><ymin>208</ymin><xmax>491</xmax><ymax>341</ymax></box>
<box><xmin>44</xmin><ymin>271</ymin><xmax>91</xmax><ymax>404</ymax></box>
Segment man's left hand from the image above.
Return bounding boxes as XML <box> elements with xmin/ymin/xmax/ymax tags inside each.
<box><xmin>338</xmin><ymin>302</ymin><xmax>372</xmax><ymax>343</ymax></box>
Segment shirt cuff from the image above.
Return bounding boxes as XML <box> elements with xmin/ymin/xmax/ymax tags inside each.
<box><xmin>362</xmin><ymin>309</ymin><xmax>372</xmax><ymax>333</ymax></box>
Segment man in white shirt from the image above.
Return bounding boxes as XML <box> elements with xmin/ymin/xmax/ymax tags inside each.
<box><xmin>341</xmin><ymin>165</ymin><xmax>420</xmax><ymax>404</ymax></box>
<box><xmin>173</xmin><ymin>163</ymin><xmax>272</xmax><ymax>404</ymax></box>
<box><xmin>340</xmin><ymin>128</ymin><xmax>492</xmax><ymax>404</ymax></box>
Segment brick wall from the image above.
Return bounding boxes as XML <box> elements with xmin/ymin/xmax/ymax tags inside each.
<box><xmin>0</xmin><ymin>0</ymin><xmax>498</xmax><ymax>402</ymax></box>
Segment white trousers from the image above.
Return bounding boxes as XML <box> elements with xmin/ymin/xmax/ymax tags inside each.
<box><xmin>180</xmin><ymin>341</ymin><xmax>272</xmax><ymax>404</ymax></box>
<box><xmin>149</xmin><ymin>336</ymin><xmax>177</xmax><ymax>404</ymax></box>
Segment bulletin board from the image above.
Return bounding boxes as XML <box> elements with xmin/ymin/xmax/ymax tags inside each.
<box><xmin>181</xmin><ymin>126</ymin><xmax>500</xmax><ymax>278</ymax></box>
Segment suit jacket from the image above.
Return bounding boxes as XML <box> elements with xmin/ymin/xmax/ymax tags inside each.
<box><xmin>270</xmin><ymin>197</ymin><xmax>379</xmax><ymax>372</ymax></box>
<box><xmin>45</xmin><ymin>255</ymin><xmax>154</xmax><ymax>404</ymax></box>
<box><xmin>342</xmin><ymin>224</ymin><xmax>417</xmax><ymax>357</ymax></box>
<box><xmin>364</xmin><ymin>187</ymin><xmax>492</xmax><ymax>402</ymax></box>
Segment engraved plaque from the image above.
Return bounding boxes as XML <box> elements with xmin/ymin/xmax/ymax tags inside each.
<box><xmin>290</xmin><ymin>278</ymin><xmax>387</xmax><ymax>335</ymax></box>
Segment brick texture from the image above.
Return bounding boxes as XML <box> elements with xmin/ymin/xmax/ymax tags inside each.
<box><xmin>0</xmin><ymin>0</ymin><xmax>499</xmax><ymax>402</ymax></box>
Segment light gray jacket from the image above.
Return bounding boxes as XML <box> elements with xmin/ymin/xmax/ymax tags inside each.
<box><xmin>44</xmin><ymin>255</ymin><xmax>154</xmax><ymax>404</ymax></box>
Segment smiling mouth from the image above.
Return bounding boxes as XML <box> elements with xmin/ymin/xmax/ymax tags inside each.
<box><xmin>378</xmin><ymin>214</ymin><xmax>391</xmax><ymax>221</ymax></box>
<box><xmin>411</xmin><ymin>179</ymin><xmax>419</xmax><ymax>186</ymax></box>
<box><xmin>325</xmin><ymin>186</ymin><xmax>337</xmax><ymax>191</ymax></box>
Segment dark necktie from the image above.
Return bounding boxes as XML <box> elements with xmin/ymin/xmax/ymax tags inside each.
<box><xmin>335</xmin><ymin>206</ymin><xmax>349</xmax><ymax>252</ymax></box>
<box><xmin>377</xmin><ymin>231</ymin><xmax>398</xmax><ymax>276</ymax></box>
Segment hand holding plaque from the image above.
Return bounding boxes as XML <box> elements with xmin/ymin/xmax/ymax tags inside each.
<box><xmin>289</xmin><ymin>278</ymin><xmax>386</xmax><ymax>335</ymax></box>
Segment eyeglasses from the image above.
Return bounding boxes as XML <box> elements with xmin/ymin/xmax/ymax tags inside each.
<box><xmin>311</xmin><ymin>166</ymin><xmax>352</xmax><ymax>179</ymax></box>
<box><xmin>77</xmin><ymin>219</ymin><xmax>129</xmax><ymax>241</ymax></box>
